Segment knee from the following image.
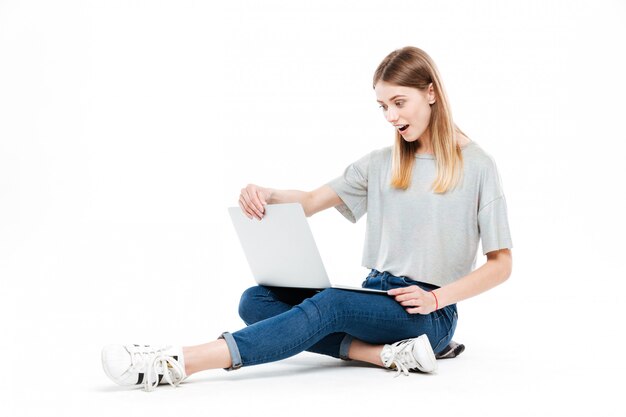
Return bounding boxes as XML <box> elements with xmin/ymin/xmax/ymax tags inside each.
<box><xmin>238</xmin><ymin>286</ymin><xmax>269</xmax><ymax>325</ymax></box>
<box><xmin>316</xmin><ymin>288</ymin><xmax>345</xmax><ymax>301</ymax></box>
<box><xmin>308</xmin><ymin>288</ymin><xmax>347</xmax><ymax>313</ymax></box>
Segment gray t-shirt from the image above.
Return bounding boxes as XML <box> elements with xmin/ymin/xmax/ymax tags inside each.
<box><xmin>326</xmin><ymin>141</ymin><xmax>513</xmax><ymax>287</ymax></box>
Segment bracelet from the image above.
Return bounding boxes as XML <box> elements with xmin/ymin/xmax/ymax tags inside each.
<box><xmin>431</xmin><ymin>290</ymin><xmax>439</xmax><ymax>310</ymax></box>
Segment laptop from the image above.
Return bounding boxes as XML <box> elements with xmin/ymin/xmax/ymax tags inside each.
<box><xmin>228</xmin><ymin>203</ymin><xmax>387</xmax><ymax>294</ymax></box>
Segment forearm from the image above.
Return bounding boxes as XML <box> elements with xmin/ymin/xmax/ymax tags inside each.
<box><xmin>267</xmin><ymin>189</ymin><xmax>313</xmax><ymax>215</ymax></box>
<box><xmin>435</xmin><ymin>252</ymin><xmax>512</xmax><ymax>309</ymax></box>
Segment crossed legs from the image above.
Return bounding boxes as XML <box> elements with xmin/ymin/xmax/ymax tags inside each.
<box><xmin>183</xmin><ymin>285</ymin><xmax>448</xmax><ymax>376</ymax></box>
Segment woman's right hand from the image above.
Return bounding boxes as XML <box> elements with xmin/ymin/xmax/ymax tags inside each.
<box><xmin>239</xmin><ymin>184</ymin><xmax>272</xmax><ymax>220</ymax></box>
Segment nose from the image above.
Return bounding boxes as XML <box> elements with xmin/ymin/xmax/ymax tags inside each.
<box><xmin>385</xmin><ymin>107</ymin><xmax>399</xmax><ymax>124</ymax></box>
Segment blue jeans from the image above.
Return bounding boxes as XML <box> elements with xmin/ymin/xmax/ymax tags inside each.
<box><xmin>219</xmin><ymin>269</ymin><xmax>458</xmax><ymax>370</ymax></box>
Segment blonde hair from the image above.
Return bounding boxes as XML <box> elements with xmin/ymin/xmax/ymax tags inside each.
<box><xmin>373</xmin><ymin>46</ymin><xmax>468</xmax><ymax>193</ymax></box>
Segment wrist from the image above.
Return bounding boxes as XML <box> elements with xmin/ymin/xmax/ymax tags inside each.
<box><xmin>430</xmin><ymin>290</ymin><xmax>439</xmax><ymax>311</ymax></box>
<box><xmin>267</xmin><ymin>188</ymin><xmax>276</xmax><ymax>203</ymax></box>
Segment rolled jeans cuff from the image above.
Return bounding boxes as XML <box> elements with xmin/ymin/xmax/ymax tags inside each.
<box><xmin>218</xmin><ymin>331</ymin><xmax>243</xmax><ymax>371</ymax></box>
<box><xmin>339</xmin><ymin>334</ymin><xmax>354</xmax><ymax>361</ymax></box>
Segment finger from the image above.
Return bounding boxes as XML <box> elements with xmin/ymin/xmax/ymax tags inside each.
<box><xmin>400</xmin><ymin>299</ymin><xmax>420</xmax><ymax>307</ymax></box>
<box><xmin>387</xmin><ymin>287</ymin><xmax>411</xmax><ymax>296</ymax></box>
<box><xmin>238</xmin><ymin>198</ymin><xmax>254</xmax><ymax>219</ymax></box>
<box><xmin>237</xmin><ymin>197</ymin><xmax>250</xmax><ymax>218</ymax></box>
<box><xmin>239</xmin><ymin>195</ymin><xmax>258</xmax><ymax>220</ymax></box>
<box><xmin>252</xmin><ymin>189</ymin><xmax>266</xmax><ymax>215</ymax></box>
<box><xmin>241</xmin><ymin>189</ymin><xmax>262</xmax><ymax>219</ymax></box>
<box><xmin>393</xmin><ymin>287</ymin><xmax>419</xmax><ymax>301</ymax></box>
<box><xmin>405</xmin><ymin>306</ymin><xmax>426</xmax><ymax>315</ymax></box>
<box><xmin>394</xmin><ymin>292</ymin><xmax>417</xmax><ymax>302</ymax></box>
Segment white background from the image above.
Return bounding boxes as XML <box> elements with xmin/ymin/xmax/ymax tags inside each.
<box><xmin>1</xmin><ymin>1</ymin><xmax>625</xmax><ymax>416</ymax></box>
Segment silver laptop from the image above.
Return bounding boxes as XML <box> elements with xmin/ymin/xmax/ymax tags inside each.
<box><xmin>228</xmin><ymin>203</ymin><xmax>387</xmax><ymax>294</ymax></box>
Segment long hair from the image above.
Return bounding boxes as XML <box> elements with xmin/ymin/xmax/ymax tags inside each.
<box><xmin>373</xmin><ymin>46</ymin><xmax>468</xmax><ymax>193</ymax></box>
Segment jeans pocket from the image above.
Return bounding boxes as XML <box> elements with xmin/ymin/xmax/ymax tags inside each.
<box><xmin>400</xmin><ymin>277</ymin><xmax>416</xmax><ymax>286</ymax></box>
<box><xmin>363</xmin><ymin>275</ymin><xmax>383</xmax><ymax>290</ymax></box>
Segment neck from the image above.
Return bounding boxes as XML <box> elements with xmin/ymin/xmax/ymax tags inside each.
<box><xmin>416</xmin><ymin>132</ymin><xmax>433</xmax><ymax>154</ymax></box>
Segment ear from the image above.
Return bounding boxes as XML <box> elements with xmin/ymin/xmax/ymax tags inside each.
<box><xmin>428</xmin><ymin>83</ymin><xmax>436</xmax><ymax>104</ymax></box>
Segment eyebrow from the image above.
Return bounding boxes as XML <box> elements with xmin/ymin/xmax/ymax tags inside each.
<box><xmin>376</xmin><ymin>95</ymin><xmax>407</xmax><ymax>103</ymax></box>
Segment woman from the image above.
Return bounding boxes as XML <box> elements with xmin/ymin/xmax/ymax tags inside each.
<box><xmin>101</xmin><ymin>46</ymin><xmax>513</xmax><ymax>391</ymax></box>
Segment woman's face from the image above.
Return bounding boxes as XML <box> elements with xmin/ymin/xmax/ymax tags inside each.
<box><xmin>374</xmin><ymin>80</ymin><xmax>435</xmax><ymax>143</ymax></box>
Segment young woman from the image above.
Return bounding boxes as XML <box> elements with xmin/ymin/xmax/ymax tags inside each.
<box><xmin>101</xmin><ymin>46</ymin><xmax>513</xmax><ymax>391</ymax></box>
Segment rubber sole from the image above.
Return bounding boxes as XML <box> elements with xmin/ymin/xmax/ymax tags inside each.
<box><xmin>435</xmin><ymin>342</ymin><xmax>465</xmax><ymax>359</ymax></box>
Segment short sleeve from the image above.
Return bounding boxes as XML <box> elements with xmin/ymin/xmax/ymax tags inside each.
<box><xmin>477</xmin><ymin>156</ymin><xmax>513</xmax><ymax>255</ymax></box>
<box><xmin>326</xmin><ymin>152</ymin><xmax>370</xmax><ymax>223</ymax></box>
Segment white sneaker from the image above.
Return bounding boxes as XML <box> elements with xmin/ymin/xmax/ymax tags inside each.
<box><xmin>380</xmin><ymin>334</ymin><xmax>438</xmax><ymax>376</ymax></box>
<box><xmin>101</xmin><ymin>344</ymin><xmax>187</xmax><ymax>391</ymax></box>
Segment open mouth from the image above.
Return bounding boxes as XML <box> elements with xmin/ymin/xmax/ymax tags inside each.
<box><xmin>398</xmin><ymin>124</ymin><xmax>409</xmax><ymax>132</ymax></box>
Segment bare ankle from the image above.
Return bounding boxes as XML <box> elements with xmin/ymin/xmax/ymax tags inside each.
<box><xmin>182</xmin><ymin>340</ymin><xmax>233</xmax><ymax>375</ymax></box>
<box><xmin>347</xmin><ymin>339</ymin><xmax>385</xmax><ymax>367</ymax></box>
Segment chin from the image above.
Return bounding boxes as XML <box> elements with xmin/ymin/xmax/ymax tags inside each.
<box><xmin>401</xmin><ymin>135</ymin><xmax>419</xmax><ymax>143</ymax></box>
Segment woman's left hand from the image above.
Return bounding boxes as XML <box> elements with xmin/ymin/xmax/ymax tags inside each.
<box><xmin>388</xmin><ymin>285</ymin><xmax>437</xmax><ymax>315</ymax></box>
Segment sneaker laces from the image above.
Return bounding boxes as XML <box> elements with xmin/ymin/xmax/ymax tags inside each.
<box><xmin>381</xmin><ymin>339</ymin><xmax>421</xmax><ymax>377</ymax></box>
<box><xmin>123</xmin><ymin>345</ymin><xmax>185</xmax><ymax>392</ymax></box>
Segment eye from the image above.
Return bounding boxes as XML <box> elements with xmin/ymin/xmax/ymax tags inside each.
<box><xmin>379</xmin><ymin>104</ymin><xmax>387</xmax><ymax>111</ymax></box>
<box><xmin>395</xmin><ymin>101</ymin><xmax>404</xmax><ymax>107</ymax></box>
